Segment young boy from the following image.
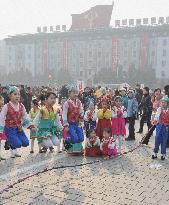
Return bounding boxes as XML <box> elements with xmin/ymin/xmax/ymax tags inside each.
<box><xmin>152</xmin><ymin>96</ymin><xmax>169</xmax><ymax>160</ymax></box>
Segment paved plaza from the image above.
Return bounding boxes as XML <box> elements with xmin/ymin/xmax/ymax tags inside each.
<box><xmin>0</xmin><ymin>122</ymin><xmax>169</xmax><ymax>205</ymax></box>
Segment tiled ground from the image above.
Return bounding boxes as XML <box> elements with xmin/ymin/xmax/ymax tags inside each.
<box><xmin>0</xmin><ymin>122</ymin><xmax>169</xmax><ymax>205</ymax></box>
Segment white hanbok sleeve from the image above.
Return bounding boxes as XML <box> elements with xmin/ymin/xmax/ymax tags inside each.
<box><xmin>122</xmin><ymin>108</ymin><xmax>128</xmax><ymax>118</ymax></box>
<box><xmin>100</xmin><ymin>142</ymin><xmax>103</xmax><ymax>151</ymax></box>
<box><xmin>154</xmin><ymin>107</ymin><xmax>161</xmax><ymax>122</ymax></box>
<box><xmin>0</xmin><ymin>104</ymin><xmax>8</xmax><ymax>132</ymax></box>
<box><xmin>22</xmin><ymin>106</ymin><xmax>34</xmax><ymax>128</ymax></box>
<box><xmin>112</xmin><ymin>108</ymin><xmax>117</xmax><ymax>118</ymax></box>
<box><xmin>80</xmin><ymin>102</ymin><xmax>84</xmax><ymax>117</ymax></box>
<box><xmin>62</xmin><ymin>102</ymin><xmax>69</xmax><ymax>126</ymax></box>
<box><xmin>54</xmin><ymin>112</ymin><xmax>63</xmax><ymax>130</ymax></box>
<box><xmin>92</xmin><ymin>111</ymin><xmax>97</xmax><ymax>121</ymax></box>
<box><xmin>32</xmin><ymin>111</ymin><xmax>42</xmax><ymax>127</ymax></box>
<box><xmin>84</xmin><ymin>110</ymin><xmax>89</xmax><ymax>121</ymax></box>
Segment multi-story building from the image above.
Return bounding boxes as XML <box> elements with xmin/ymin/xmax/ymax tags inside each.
<box><xmin>5</xmin><ymin>24</ymin><xmax>169</xmax><ymax>83</ymax></box>
<box><xmin>3</xmin><ymin>3</ymin><xmax>169</xmax><ymax>84</ymax></box>
<box><xmin>0</xmin><ymin>40</ymin><xmax>7</xmax><ymax>74</ymax></box>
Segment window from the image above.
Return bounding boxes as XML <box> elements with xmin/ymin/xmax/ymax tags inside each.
<box><xmin>162</xmin><ymin>60</ymin><xmax>166</xmax><ymax>67</ymax></box>
<box><xmin>163</xmin><ymin>39</ymin><xmax>167</xmax><ymax>46</ymax></box>
<box><xmin>80</xmin><ymin>62</ymin><xmax>83</xmax><ymax>67</ymax></box>
<box><xmin>133</xmin><ymin>41</ymin><xmax>136</xmax><ymax>47</ymax></box>
<box><xmin>98</xmin><ymin>52</ymin><xmax>101</xmax><ymax>57</ymax></box>
<box><xmin>133</xmin><ymin>51</ymin><xmax>136</xmax><ymax>57</ymax></box>
<box><xmin>163</xmin><ymin>49</ymin><xmax>166</xmax><ymax>56</ymax></box>
<box><xmin>151</xmin><ymin>51</ymin><xmax>155</xmax><ymax>56</ymax></box>
<box><xmin>124</xmin><ymin>50</ymin><xmax>127</xmax><ymax>57</ymax></box>
<box><xmin>80</xmin><ymin>71</ymin><xmax>83</xmax><ymax>76</ymax></box>
<box><xmin>124</xmin><ymin>41</ymin><xmax>127</xmax><ymax>47</ymax></box>
<box><xmin>106</xmin><ymin>52</ymin><xmax>109</xmax><ymax>57</ymax></box>
<box><xmin>161</xmin><ymin>70</ymin><xmax>165</xmax><ymax>77</ymax></box>
<box><xmin>89</xmin><ymin>51</ymin><xmax>92</xmax><ymax>56</ymax></box>
<box><xmin>98</xmin><ymin>43</ymin><xmax>101</xmax><ymax>48</ymax></box>
<box><xmin>152</xmin><ymin>40</ymin><xmax>155</xmax><ymax>46</ymax></box>
<box><xmin>88</xmin><ymin>60</ymin><xmax>92</xmax><ymax>66</ymax></box>
<box><xmin>80</xmin><ymin>53</ymin><xmax>83</xmax><ymax>58</ymax></box>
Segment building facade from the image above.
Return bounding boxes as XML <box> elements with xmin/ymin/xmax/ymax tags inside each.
<box><xmin>4</xmin><ymin>24</ymin><xmax>169</xmax><ymax>84</ymax></box>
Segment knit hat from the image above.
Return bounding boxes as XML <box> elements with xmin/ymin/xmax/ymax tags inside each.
<box><xmin>114</xmin><ymin>96</ymin><xmax>122</xmax><ymax>102</ymax></box>
<box><xmin>7</xmin><ymin>86</ymin><xmax>18</xmax><ymax>96</ymax></box>
<box><xmin>161</xmin><ymin>95</ymin><xmax>169</xmax><ymax>103</ymax></box>
<box><xmin>67</xmin><ymin>84</ymin><xmax>77</xmax><ymax>93</ymax></box>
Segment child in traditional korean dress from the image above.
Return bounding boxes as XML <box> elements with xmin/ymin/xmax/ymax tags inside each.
<box><xmin>33</xmin><ymin>92</ymin><xmax>63</xmax><ymax>153</ymax></box>
<box><xmin>96</xmin><ymin>100</ymin><xmax>112</xmax><ymax>141</ymax></box>
<box><xmin>29</xmin><ymin>99</ymin><xmax>40</xmax><ymax>153</ymax></box>
<box><xmin>152</xmin><ymin>96</ymin><xmax>169</xmax><ymax>160</ymax></box>
<box><xmin>84</xmin><ymin>129</ymin><xmax>101</xmax><ymax>157</ymax></box>
<box><xmin>84</xmin><ymin>103</ymin><xmax>97</xmax><ymax>132</ymax></box>
<box><xmin>112</xmin><ymin>96</ymin><xmax>127</xmax><ymax>154</ymax></box>
<box><xmin>0</xmin><ymin>86</ymin><xmax>35</xmax><ymax>158</ymax></box>
<box><xmin>0</xmin><ymin>96</ymin><xmax>6</xmax><ymax>160</ymax></box>
<box><xmin>62</xmin><ymin>85</ymin><xmax>84</xmax><ymax>154</ymax></box>
<box><xmin>100</xmin><ymin>128</ymin><xmax>117</xmax><ymax>160</ymax></box>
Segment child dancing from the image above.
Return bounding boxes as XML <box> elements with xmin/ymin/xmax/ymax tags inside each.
<box><xmin>29</xmin><ymin>99</ymin><xmax>40</xmax><ymax>153</ymax></box>
<box><xmin>152</xmin><ymin>96</ymin><xmax>169</xmax><ymax>160</ymax></box>
<box><xmin>112</xmin><ymin>96</ymin><xmax>127</xmax><ymax>154</ymax></box>
<box><xmin>33</xmin><ymin>92</ymin><xmax>62</xmax><ymax>153</ymax></box>
<box><xmin>84</xmin><ymin>103</ymin><xmax>97</xmax><ymax>132</ymax></box>
<box><xmin>0</xmin><ymin>86</ymin><xmax>35</xmax><ymax>158</ymax></box>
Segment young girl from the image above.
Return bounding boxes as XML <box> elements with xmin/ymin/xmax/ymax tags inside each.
<box><xmin>0</xmin><ymin>96</ymin><xmax>6</xmax><ymax>160</ymax></box>
<box><xmin>152</xmin><ymin>96</ymin><xmax>169</xmax><ymax>160</ymax></box>
<box><xmin>0</xmin><ymin>86</ymin><xmax>35</xmax><ymax>158</ymax></box>
<box><xmin>58</xmin><ymin>97</ymin><xmax>69</xmax><ymax>151</ymax></box>
<box><xmin>96</xmin><ymin>100</ymin><xmax>112</xmax><ymax>141</ymax></box>
<box><xmin>62</xmin><ymin>85</ymin><xmax>84</xmax><ymax>155</ymax></box>
<box><xmin>33</xmin><ymin>92</ymin><xmax>63</xmax><ymax>153</ymax></box>
<box><xmin>84</xmin><ymin>103</ymin><xmax>97</xmax><ymax>132</ymax></box>
<box><xmin>112</xmin><ymin>96</ymin><xmax>127</xmax><ymax>154</ymax></box>
<box><xmin>29</xmin><ymin>99</ymin><xmax>40</xmax><ymax>153</ymax></box>
<box><xmin>84</xmin><ymin>129</ymin><xmax>101</xmax><ymax>157</ymax></box>
<box><xmin>100</xmin><ymin>128</ymin><xmax>117</xmax><ymax>160</ymax></box>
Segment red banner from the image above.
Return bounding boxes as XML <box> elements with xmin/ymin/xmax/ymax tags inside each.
<box><xmin>70</xmin><ymin>4</ymin><xmax>113</xmax><ymax>30</ymax></box>
<box><xmin>112</xmin><ymin>36</ymin><xmax>118</xmax><ymax>73</ymax></box>
<box><xmin>139</xmin><ymin>34</ymin><xmax>149</xmax><ymax>71</ymax></box>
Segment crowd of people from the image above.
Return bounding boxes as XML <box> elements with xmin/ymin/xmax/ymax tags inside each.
<box><xmin>0</xmin><ymin>83</ymin><xmax>169</xmax><ymax>162</ymax></box>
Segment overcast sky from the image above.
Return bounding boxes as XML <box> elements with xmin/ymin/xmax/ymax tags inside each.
<box><xmin>0</xmin><ymin>0</ymin><xmax>169</xmax><ymax>39</ymax></box>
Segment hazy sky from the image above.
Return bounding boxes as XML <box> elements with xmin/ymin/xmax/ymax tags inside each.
<box><xmin>0</xmin><ymin>0</ymin><xmax>169</xmax><ymax>39</ymax></box>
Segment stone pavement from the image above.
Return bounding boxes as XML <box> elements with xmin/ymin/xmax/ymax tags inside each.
<box><xmin>0</xmin><ymin>122</ymin><xmax>169</xmax><ymax>205</ymax></box>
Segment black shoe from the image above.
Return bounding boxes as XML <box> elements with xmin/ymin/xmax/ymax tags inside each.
<box><xmin>30</xmin><ymin>150</ymin><xmax>34</xmax><ymax>154</ymax></box>
<box><xmin>126</xmin><ymin>137</ymin><xmax>135</xmax><ymax>141</ymax></box>
<box><xmin>141</xmin><ymin>137</ymin><xmax>149</xmax><ymax>145</ymax></box>
<box><xmin>4</xmin><ymin>142</ymin><xmax>10</xmax><ymax>150</ymax></box>
<box><xmin>136</xmin><ymin>131</ymin><xmax>143</xmax><ymax>134</ymax></box>
<box><xmin>161</xmin><ymin>156</ymin><xmax>165</xmax><ymax>161</ymax></box>
<box><xmin>49</xmin><ymin>147</ymin><xmax>54</xmax><ymax>152</ymax></box>
<box><xmin>152</xmin><ymin>155</ymin><xmax>157</xmax><ymax>159</ymax></box>
<box><xmin>42</xmin><ymin>147</ymin><xmax>47</xmax><ymax>153</ymax></box>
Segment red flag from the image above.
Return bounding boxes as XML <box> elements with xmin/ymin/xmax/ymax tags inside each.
<box><xmin>70</xmin><ymin>3</ymin><xmax>114</xmax><ymax>31</ymax></box>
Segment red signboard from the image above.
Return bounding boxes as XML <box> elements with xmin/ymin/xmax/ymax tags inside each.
<box><xmin>112</xmin><ymin>36</ymin><xmax>118</xmax><ymax>73</ymax></box>
<box><xmin>139</xmin><ymin>34</ymin><xmax>149</xmax><ymax>71</ymax></box>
